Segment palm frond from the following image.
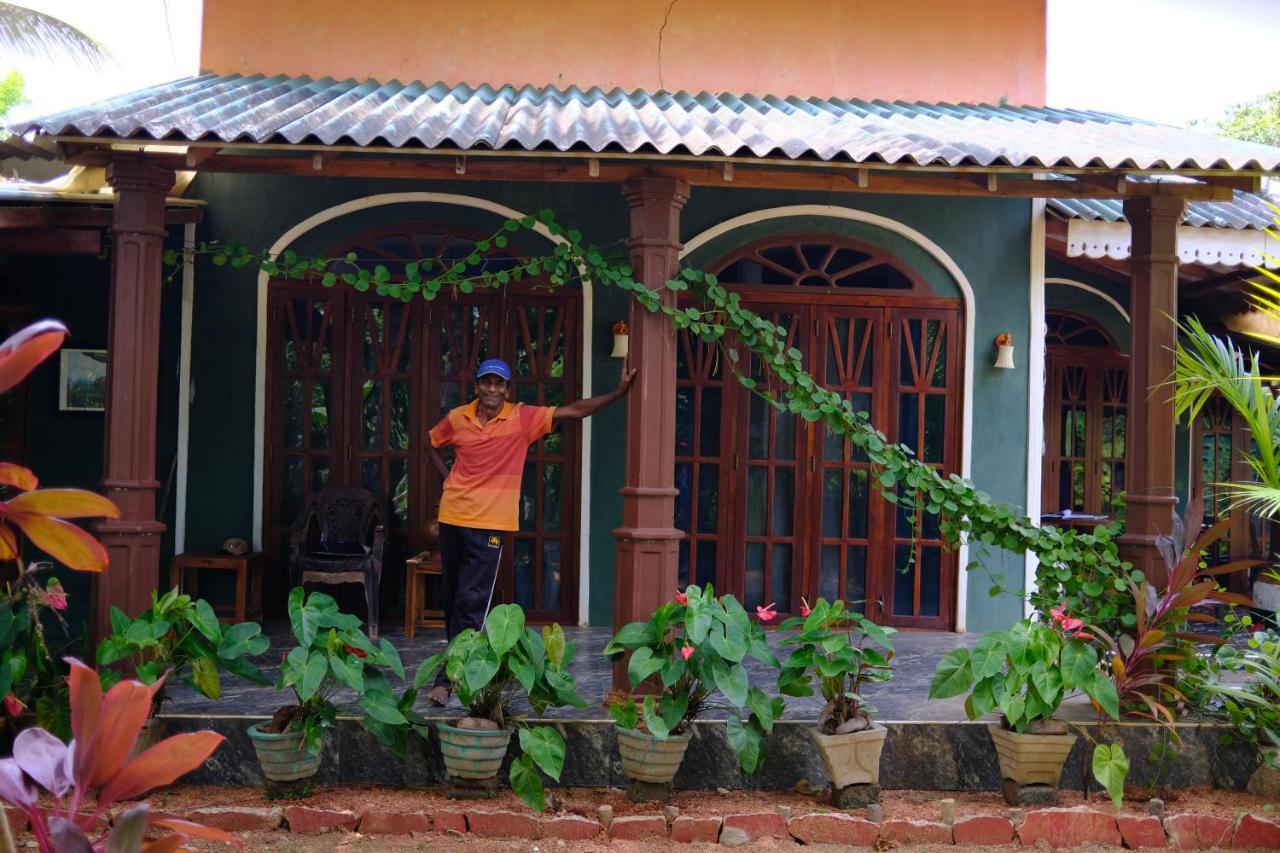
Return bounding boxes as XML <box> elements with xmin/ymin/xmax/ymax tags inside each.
<box><xmin>0</xmin><ymin>3</ymin><xmax>108</xmax><ymax>66</ymax></box>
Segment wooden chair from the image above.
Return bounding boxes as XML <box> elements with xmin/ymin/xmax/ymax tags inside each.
<box><xmin>289</xmin><ymin>487</ymin><xmax>386</xmax><ymax>639</ymax></box>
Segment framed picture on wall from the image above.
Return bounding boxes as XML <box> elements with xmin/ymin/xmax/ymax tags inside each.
<box><xmin>58</xmin><ymin>349</ymin><xmax>107</xmax><ymax>412</ymax></box>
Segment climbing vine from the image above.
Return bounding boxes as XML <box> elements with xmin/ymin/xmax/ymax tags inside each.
<box><xmin>166</xmin><ymin>210</ymin><xmax>1142</xmax><ymax>630</ymax></box>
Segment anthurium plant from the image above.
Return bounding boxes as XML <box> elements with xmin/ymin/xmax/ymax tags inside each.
<box><xmin>0</xmin><ymin>566</ymin><xmax>73</xmax><ymax>738</ymax></box>
<box><xmin>776</xmin><ymin>598</ymin><xmax>896</xmax><ymax>733</ymax></box>
<box><xmin>268</xmin><ymin>587</ymin><xmax>428</xmax><ymax>757</ymax></box>
<box><xmin>0</xmin><ymin>659</ymin><xmax>238</xmax><ymax>853</ymax></box>
<box><xmin>96</xmin><ymin>587</ymin><xmax>270</xmax><ymax>714</ymax></box>
<box><xmin>929</xmin><ymin>616</ymin><xmax>1120</xmax><ymax>731</ymax></box>
<box><xmin>413</xmin><ymin>603</ymin><xmax>587</xmax><ymax>812</ymax></box>
<box><xmin>604</xmin><ymin>584</ymin><xmax>783</xmax><ymax>775</ymax></box>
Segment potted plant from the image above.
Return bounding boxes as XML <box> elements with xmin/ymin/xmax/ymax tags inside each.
<box><xmin>0</xmin><ymin>566</ymin><xmax>75</xmax><ymax>744</ymax></box>
<box><xmin>929</xmin><ymin>614</ymin><xmax>1120</xmax><ymax>804</ymax></box>
<box><xmin>775</xmin><ymin>597</ymin><xmax>895</xmax><ymax>804</ymax></box>
<box><xmin>248</xmin><ymin>587</ymin><xmax>427</xmax><ymax>790</ymax></box>
<box><xmin>603</xmin><ymin>584</ymin><xmax>782</xmax><ymax>801</ymax></box>
<box><xmin>414</xmin><ymin>603</ymin><xmax>585</xmax><ymax>811</ymax></box>
<box><xmin>96</xmin><ymin>586</ymin><xmax>270</xmax><ymax>750</ymax></box>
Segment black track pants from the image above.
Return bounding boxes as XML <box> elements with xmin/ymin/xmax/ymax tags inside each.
<box><xmin>434</xmin><ymin>522</ymin><xmax>504</xmax><ymax>687</ymax></box>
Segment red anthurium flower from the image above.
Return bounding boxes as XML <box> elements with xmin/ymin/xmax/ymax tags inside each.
<box><xmin>43</xmin><ymin>579</ymin><xmax>67</xmax><ymax>612</ymax></box>
<box><xmin>344</xmin><ymin>645</ymin><xmax>367</xmax><ymax>659</ymax></box>
<box><xmin>1060</xmin><ymin>616</ymin><xmax>1084</xmax><ymax>632</ymax></box>
<box><xmin>680</xmin><ymin>645</ymin><xmax>694</xmax><ymax>661</ymax></box>
<box><xmin>674</xmin><ymin>591</ymin><xmax>688</xmax><ymax>605</ymax></box>
<box><xmin>800</xmin><ymin>598</ymin><xmax>812</xmax><ymax>617</ymax></box>
<box><xmin>1050</xmin><ymin>607</ymin><xmax>1066</xmax><ymax>624</ymax></box>
<box><xmin>1073</xmin><ymin>630</ymin><xmax>1093</xmax><ymax>640</ymax></box>
<box><xmin>756</xmin><ymin>602</ymin><xmax>777</xmax><ymax>622</ymax></box>
<box><xmin>3</xmin><ymin>694</ymin><xmax>23</xmax><ymax>718</ymax></box>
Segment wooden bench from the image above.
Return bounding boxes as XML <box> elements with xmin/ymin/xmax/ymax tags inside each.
<box><xmin>403</xmin><ymin>549</ymin><xmax>445</xmax><ymax>637</ymax></box>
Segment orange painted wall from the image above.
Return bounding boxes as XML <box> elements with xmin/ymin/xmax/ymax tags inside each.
<box><xmin>201</xmin><ymin>0</ymin><xmax>1046</xmax><ymax>105</ymax></box>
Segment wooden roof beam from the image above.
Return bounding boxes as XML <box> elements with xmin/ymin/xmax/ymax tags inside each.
<box><xmin>0</xmin><ymin>206</ymin><xmax>203</xmax><ymax>228</ymax></box>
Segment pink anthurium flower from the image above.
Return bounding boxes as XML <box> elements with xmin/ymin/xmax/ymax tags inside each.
<box><xmin>3</xmin><ymin>693</ymin><xmax>23</xmax><ymax>718</ymax></box>
<box><xmin>674</xmin><ymin>590</ymin><xmax>688</xmax><ymax>605</ymax></box>
<box><xmin>44</xmin><ymin>579</ymin><xmax>67</xmax><ymax>612</ymax></box>
<box><xmin>680</xmin><ymin>644</ymin><xmax>694</xmax><ymax>661</ymax></box>
<box><xmin>800</xmin><ymin>598</ymin><xmax>812</xmax><ymax>617</ymax></box>
<box><xmin>1050</xmin><ymin>607</ymin><xmax>1066</xmax><ymax>623</ymax></box>
<box><xmin>756</xmin><ymin>602</ymin><xmax>777</xmax><ymax>622</ymax></box>
<box><xmin>1060</xmin><ymin>616</ymin><xmax>1084</xmax><ymax>632</ymax></box>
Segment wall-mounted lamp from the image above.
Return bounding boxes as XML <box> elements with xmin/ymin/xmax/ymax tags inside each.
<box><xmin>993</xmin><ymin>333</ymin><xmax>1015</xmax><ymax>369</ymax></box>
<box><xmin>610</xmin><ymin>320</ymin><xmax>630</xmax><ymax>359</ymax></box>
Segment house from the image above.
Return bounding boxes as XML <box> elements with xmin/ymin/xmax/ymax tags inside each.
<box><xmin>2</xmin><ymin>0</ymin><xmax>1278</xmax><ymax>668</ymax></box>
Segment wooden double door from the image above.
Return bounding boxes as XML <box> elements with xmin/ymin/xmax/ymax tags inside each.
<box><xmin>263</xmin><ymin>234</ymin><xmax>580</xmax><ymax>624</ymax></box>
<box><xmin>675</xmin><ymin>295</ymin><xmax>962</xmax><ymax>628</ymax></box>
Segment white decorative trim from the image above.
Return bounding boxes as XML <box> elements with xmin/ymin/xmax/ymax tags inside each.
<box><xmin>251</xmin><ymin>193</ymin><xmax>595</xmax><ymax>626</ymax></box>
<box><xmin>1025</xmin><ymin>201</ymin><xmax>1046</xmax><ymax>618</ymax></box>
<box><xmin>680</xmin><ymin>205</ymin><xmax>976</xmax><ymax>632</ymax></box>
<box><xmin>1045</xmin><ymin>277</ymin><xmax>1131</xmax><ymax>324</ymax></box>
<box><xmin>175</xmin><ymin>223</ymin><xmax>196</xmax><ymax>555</ymax></box>
<box><xmin>1067</xmin><ymin>219</ymin><xmax>1280</xmax><ymax>268</ymax></box>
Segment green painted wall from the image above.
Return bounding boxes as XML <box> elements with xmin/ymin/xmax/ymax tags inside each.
<box><xmin>184</xmin><ymin>177</ymin><xmax>1036</xmax><ymax>632</ymax></box>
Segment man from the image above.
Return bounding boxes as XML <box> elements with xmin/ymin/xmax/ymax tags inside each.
<box><xmin>424</xmin><ymin>356</ymin><xmax>636</xmax><ymax>705</ymax></box>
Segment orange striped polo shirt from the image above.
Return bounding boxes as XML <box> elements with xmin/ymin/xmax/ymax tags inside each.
<box><xmin>429</xmin><ymin>399</ymin><xmax>556</xmax><ymax>532</ymax></box>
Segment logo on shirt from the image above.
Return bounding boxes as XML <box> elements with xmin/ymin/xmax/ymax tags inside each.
<box><xmin>486</xmin><ymin>535</ymin><xmax>502</xmax><ymax>549</ymax></box>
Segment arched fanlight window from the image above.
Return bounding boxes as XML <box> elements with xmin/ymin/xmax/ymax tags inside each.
<box><xmin>711</xmin><ymin>234</ymin><xmax>930</xmax><ymax>293</ymax></box>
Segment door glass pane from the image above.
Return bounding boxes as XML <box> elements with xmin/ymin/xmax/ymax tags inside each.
<box><xmin>923</xmin><ymin>395</ymin><xmax>946</xmax><ymax>463</ymax></box>
<box><xmin>748</xmin><ymin>395</ymin><xmax>769</xmax><ymax>459</ymax></box>
<box><xmin>311</xmin><ymin>379</ymin><xmax>331</xmax><ymax>449</ymax></box>
<box><xmin>675</xmin><ymin>463</ymin><xmax>693</xmax><ymax>530</ymax></box>
<box><xmin>362</xmin><ymin>380</ymin><xmax>382</xmax><ymax>449</ymax></box>
<box><xmin>678</xmin><ymin>540</ymin><xmax>690</xmax><ymax>588</ymax></box>
<box><xmin>541</xmin><ymin>541</ymin><xmax>562</xmax><ymax>611</ymax></box>
<box><xmin>771</xmin><ymin>544</ymin><xmax>792</xmax><ymax>612</ymax></box>
<box><xmin>919</xmin><ymin>547</ymin><xmax>941</xmax><ymax>617</ymax></box>
<box><xmin>845</xmin><ymin>546</ymin><xmax>866</xmax><ymax>612</ymax></box>
<box><xmin>310</xmin><ymin>457</ymin><xmax>331</xmax><ymax>492</ymax></box>
<box><xmin>391</xmin><ymin>380</ymin><xmax>411</xmax><ymax>450</ymax></box>
<box><xmin>848</xmin><ymin>468</ymin><xmax>868</xmax><ymax>539</ymax></box>
<box><xmin>542</xmin><ymin>462</ymin><xmax>563</xmax><ymax>532</ymax></box>
<box><xmin>898</xmin><ymin>395</ymin><xmax>919</xmax><ymax>455</ymax></box>
<box><xmin>893</xmin><ymin>545</ymin><xmax>913</xmax><ymax>616</ymax></box>
<box><xmin>744</xmin><ymin>543</ymin><xmax>765</xmax><ymax>610</ymax></box>
<box><xmin>700</xmin><ymin>388</ymin><xmax>722</xmax><ymax>456</ymax></box>
<box><xmin>519</xmin><ymin>461</ymin><xmax>536</xmax><ymax>529</ymax></box>
<box><xmin>900</xmin><ymin>319</ymin><xmax>920</xmax><ymax>385</ymax></box>
<box><xmin>514</xmin><ymin>538</ymin><xmax>534</xmax><ymax>609</ymax></box>
<box><xmin>695</xmin><ymin>541</ymin><xmax>717</xmax><ymax>590</ymax></box>
<box><xmin>822</xmin><ymin>469</ymin><xmax>843</xmax><ymax>538</ymax></box>
<box><xmin>746</xmin><ymin>467</ymin><xmax>767</xmax><ymax>536</ymax></box>
<box><xmin>284</xmin><ymin>379</ymin><xmax>304</xmax><ymax>449</ymax></box>
<box><xmin>825</xmin><ymin>318</ymin><xmax>849</xmax><ymax>386</ymax></box>
<box><xmin>362</xmin><ymin>458</ymin><xmax>381</xmax><ymax>492</ymax></box>
<box><xmin>929</xmin><ymin>321</ymin><xmax>947</xmax><ymax>388</ymax></box>
<box><xmin>774</xmin><ymin>409</ymin><xmax>795</xmax><ymax>459</ymax></box>
<box><xmin>389</xmin><ymin>457</ymin><xmax>408</xmax><ymax>524</ymax></box>
<box><xmin>819</xmin><ymin>545</ymin><xmax>840</xmax><ymax>601</ymax></box>
<box><xmin>772</xmin><ymin>468</ymin><xmax>794</xmax><ymax>536</ymax></box>
<box><xmin>676</xmin><ymin>388</ymin><xmax>694</xmax><ymax>454</ymax></box>
<box><xmin>283</xmin><ymin>458</ymin><xmax>304</xmax><ymax>524</ymax></box>
<box><xmin>697</xmin><ymin>464</ymin><xmax>718</xmax><ymax>533</ymax></box>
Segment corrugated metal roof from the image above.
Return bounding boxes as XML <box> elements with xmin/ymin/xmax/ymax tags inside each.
<box><xmin>16</xmin><ymin>73</ymin><xmax>1280</xmax><ymax>172</ymax></box>
<box><xmin>1049</xmin><ymin>190</ymin><xmax>1278</xmax><ymax>230</ymax></box>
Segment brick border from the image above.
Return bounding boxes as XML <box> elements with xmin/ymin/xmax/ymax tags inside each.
<box><xmin>172</xmin><ymin>805</ymin><xmax>1280</xmax><ymax>847</ymax></box>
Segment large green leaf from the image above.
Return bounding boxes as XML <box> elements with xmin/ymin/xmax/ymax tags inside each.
<box><xmin>464</xmin><ymin>647</ymin><xmax>501</xmax><ymax>693</ymax></box>
<box><xmin>641</xmin><ymin>696</ymin><xmax>671</xmax><ymax>739</ymax></box>
<box><xmin>218</xmin><ymin>621</ymin><xmax>267</xmax><ymax>660</ymax></box>
<box><xmin>542</xmin><ymin>624</ymin><xmax>566</xmax><ymax>669</ymax></box>
<box><xmin>1083</xmin><ymin>673</ymin><xmax>1121</xmax><ymax>721</ymax></box>
<box><xmin>725</xmin><ymin>715</ymin><xmax>763</xmax><ymax>774</ymax></box>
<box><xmin>709</xmin><ymin>622</ymin><xmax>747</xmax><ymax>663</ymax></box>
<box><xmin>358</xmin><ymin>691</ymin><xmax>409</xmax><ymax>726</ymax></box>
<box><xmin>189</xmin><ymin>655</ymin><xmax>220</xmax><ymax>699</ymax></box>
<box><xmin>96</xmin><ymin>635</ymin><xmax>133</xmax><ymax>666</ymax></box>
<box><xmin>1092</xmin><ymin>743</ymin><xmax>1129</xmax><ymax>809</ymax></box>
<box><xmin>414</xmin><ymin>653</ymin><xmax>445</xmax><ymax>689</ymax></box>
<box><xmin>964</xmin><ymin>677</ymin><xmax>997</xmax><ymax>720</ymax></box>
<box><xmin>608</xmin><ymin>698</ymin><xmax>638</xmax><ymax>730</ymax></box>
<box><xmin>970</xmin><ymin>633</ymin><xmax>1007</xmax><ymax>680</ymax></box>
<box><xmin>603</xmin><ymin>621</ymin><xmax>655</xmax><ymax>657</ymax></box>
<box><xmin>928</xmin><ymin>648</ymin><xmax>974</xmax><ymax>699</ymax></box>
<box><xmin>746</xmin><ymin>687</ymin><xmax>777</xmax><ymax>734</ymax></box>
<box><xmin>187</xmin><ymin>599</ymin><xmax>221</xmax><ymax>645</ymax></box>
<box><xmin>288</xmin><ymin>587</ymin><xmax>319</xmax><ymax>648</ymax></box>
<box><xmin>485</xmin><ymin>604</ymin><xmax>525</xmax><ymax>656</ymax></box>
<box><xmin>378</xmin><ymin>638</ymin><xmax>405</xmax><ymax>679</ymax></box>
<box><xmin>711</xmin><ymin>660</ymin><xmax>749</xmax><ymax>706</ymax></box>
<box><xmin>519</xmin><ymin>725</ymin><xmax>566</xmax><ymax>781</ymax></box>
<box><xmin>1059</xmin><ymin>641</ymin><xmax>1099</xmax><ymax>691</ymax></box>
<box><xmin>509</xmin><ymin>754</ymin><xmax>546</xmax><ymax>813</ymax></box>
<box><xmin>329</xmin><ymin>653</ymin><xmax>364</xmax><ymax>693</ymax></box>
<box><xmin>627</xmin><ymin>647</ymin><xmax>665</xmax><ymax>689</ymax></box>
<box><xmin>299</xmin><ymin>650</ymin><xmax>328</xmax><ymax>701</ymax></box>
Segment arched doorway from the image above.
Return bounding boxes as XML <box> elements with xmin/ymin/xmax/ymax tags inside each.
<box><xmin>675</xmin><ymin>234</ymin><xmax>964</xmax><ymax>628</ymax></box>
<box><xmin>262</xmin><ymin>225</ymin><xmax>582</xmax><ymax>623</ymax></box>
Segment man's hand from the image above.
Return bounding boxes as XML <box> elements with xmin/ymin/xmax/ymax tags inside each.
<box><xmin>617</xmin><ymin>367</ymin><xmax>637</xmax><ymax>395</ymax></box>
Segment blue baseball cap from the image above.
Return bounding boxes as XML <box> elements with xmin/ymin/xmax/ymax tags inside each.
<box><xmin>476</xmin><ymin>358</ymin><xmax>512</xmax><ymax>382</ymax></box>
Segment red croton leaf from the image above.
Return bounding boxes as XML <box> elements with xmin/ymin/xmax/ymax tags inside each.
<box><xmin>6</xmin><ymin>488</ymin><xmax>119</xmax><ymax>519</ymax></box>
<box><xmin>66</xmin><ymin>659</ymin><xmax>103</xmax><ymax>789</ymax></box>
<box><xmin>0</xmin><ymin>463</ymin><xmax>37</xmax><ymax>492</ymax></box>
<box><xmin>0</xmin><ymin>320</ymin><xmax>68</xmax><ymax>395</ymax></box>
<box><xmin>85</xmin><ymin>679</ymin><xmax>155</xmax><ymax>790</ymax></box>
<box><xmin>0</xmin><ymin>524</ymin><xmax>16</xmax><ymax>561</ymax></box>
<box><xmin>99</xmin><ymin>732</ymin><xmax>227</xmax><ymax>806</ymax></box>
<box><xmin>4</xmin><ymin>513</ymin><xmax>109</xmax><ymax>572</ymax></box>
<box><xmin>150</xmin><ymin>814</ymin><xmax>242</xmax><ymax>845</ymax></box>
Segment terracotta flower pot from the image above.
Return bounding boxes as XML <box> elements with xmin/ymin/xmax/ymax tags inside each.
<box><xmin>436</xmin><ymin>721</ymin><xmax>512</xmax><ymax>781</ymax></box>
<box><xmin>811</xmin><ymin>722</ymin><xmax>888</xmax><ymax>788</ymax></box>
<box><xmin>246</xmin><ymin>722</ymin><xmax>321</xmax><ymax>783</ymax></box>
<box><xmin>616</xmin><ymin>725</ymin><xmax>691</xmax><ymax>784</ymax></box>
<box><xmin>988</xmin><ymin>722</ymin><xmax>1077</xmax><ymax>786</ymax></box>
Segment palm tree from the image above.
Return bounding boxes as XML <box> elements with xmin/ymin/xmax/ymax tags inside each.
<box><xmin>0</xmin><ymin>2</ymin><xmax>106</xmax><ymax>66</ymax></box>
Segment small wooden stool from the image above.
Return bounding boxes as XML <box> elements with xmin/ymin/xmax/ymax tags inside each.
<box><xmin>404</xmin><ymin>549</ymin><xmax>445</xmax><ymax>637</ymax></box>
<box><xmin>169</xmin><ymin>551</ymin><xmax>265</xmax><ymax>623</ymax></box>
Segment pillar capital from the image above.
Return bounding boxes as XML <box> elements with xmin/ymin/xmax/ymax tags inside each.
<box><xmin>106</xmin><ymin>155</ymin><xmax>175</xmax><ymax>196</ymax></box>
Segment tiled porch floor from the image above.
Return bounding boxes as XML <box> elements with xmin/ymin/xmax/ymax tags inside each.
<box><xmin>164</xmin><ymin>622</ymin><xmax>995</xmax><ymax>721</ymax></box>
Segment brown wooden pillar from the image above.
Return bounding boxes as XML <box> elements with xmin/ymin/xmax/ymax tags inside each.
<box><xmin>94</xmin><ymin>155</ymin><xmax>174</xmax><ymax>638</ymax></box>
<box><xmin>612</xmin><ymin>177</ymin><xmax>690</xmax><ymax>688</ymax></box>
<box><xmin>1117</xmin><ymin>194</ymin><xmax>1185</xmax><ymax>588</ymax></box>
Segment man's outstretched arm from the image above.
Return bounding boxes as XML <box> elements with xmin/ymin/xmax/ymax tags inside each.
<box><xmin>553</xmin><ymin>368</ymin><xmax>637</xmax><ymax>422</ymax></box>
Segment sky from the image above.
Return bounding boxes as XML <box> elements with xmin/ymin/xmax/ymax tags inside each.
<box><xmin>4</xmin><ymin>0</ymin><xmax>1280</xmax><ymax>127</ymax></box>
